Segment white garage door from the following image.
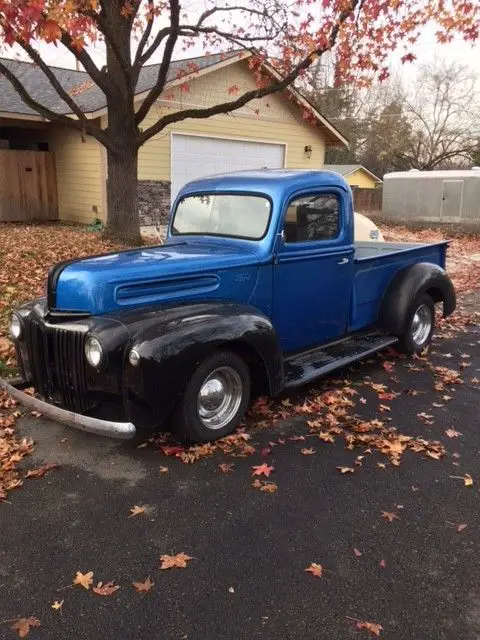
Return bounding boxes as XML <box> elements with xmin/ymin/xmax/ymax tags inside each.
<box><xmin>171</xmin><ymin>134</ymin><xmax>285</xmax><ymax>201</ymax></box>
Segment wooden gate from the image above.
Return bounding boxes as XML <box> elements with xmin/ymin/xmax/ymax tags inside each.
<box><xmin>0</xmin><ymin>150</ymin><xmax>58</xmax><ymax>222</ymax></box>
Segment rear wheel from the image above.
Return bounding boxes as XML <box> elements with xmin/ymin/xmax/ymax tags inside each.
<box><xmin>173</xmin><ymin>350</ymin><xmax>250</xmax><ymax>442</ymax></box>
<box><xmin>398</xmin><ymin>294</ymin><xmax>435</xmax><ymax>356</ymax></box>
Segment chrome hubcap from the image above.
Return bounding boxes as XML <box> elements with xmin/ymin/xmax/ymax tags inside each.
<box><xmin>411</xmin><ymin>304</ymin><xmax>432</xmax><ymax>346</ymax></box>
<box><xmin>197</xmin><ymin>366</ymin><xmax>243</xmax><ymax>430</ymax></box>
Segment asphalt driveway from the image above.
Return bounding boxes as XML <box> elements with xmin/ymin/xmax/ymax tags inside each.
<box><xmin>1</xmin><ymin>305</ymin><xmax>479</xmax><ymax>639</ymax></box>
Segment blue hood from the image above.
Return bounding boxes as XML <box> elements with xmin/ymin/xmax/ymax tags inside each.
<box><xmin>54</xmin><ymin>240</ymin><xmax>261</xmax><ymax>315</ymax></box>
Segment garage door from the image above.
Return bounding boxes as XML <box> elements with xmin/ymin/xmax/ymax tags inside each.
<box><xmin>171</xmin><ymin>134</ymin><xmax>285</xmax><ymax>200</ymax></box>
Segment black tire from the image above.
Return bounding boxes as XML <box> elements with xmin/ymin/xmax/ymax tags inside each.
<box><xmin>173</xmin><ymin>350</ymin><xmax>250</xmax><ymax>443</ymax></box>
<box><xmin>397</xmin><ymin>294</ymin><xmax>435</xmax><ymax>356</ymax></box>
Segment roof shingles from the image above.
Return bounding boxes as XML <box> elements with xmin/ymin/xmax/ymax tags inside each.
<box><xmin>0</xmin><ymin>51</ymin><xmax>240</xmax><ymax>116</ymax></box>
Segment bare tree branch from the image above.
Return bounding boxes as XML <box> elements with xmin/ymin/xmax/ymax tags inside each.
<box><xmin>133</xmin><ymin>0</ymin><xmax>155</xmax><ymax>77</ymax></box>
<box><xmin>19</xmin><ymin>41</ymin><xmax>90</xmax><ymax>123</ymax></box>
<box><xmin>138</xmin><ymin>0</ymin><xmax>359</xmax><ymax>144</ymax></box>
<box><xmin>59</xmin><ymin>31</ymin><xmax>108</xmax><ymax>92</ymax></box>
<box><xmin>134</xmin><ymin>0</ymin><xmax>180</xmax><ymax>126</ymax></box>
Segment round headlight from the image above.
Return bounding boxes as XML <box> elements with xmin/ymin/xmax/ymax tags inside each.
<box><xmin>129</xmin><ymin>349</ymin><xmax>140</xmax><ymax>366</ymax></box>
<box><xmin>10</xmin><ymin>314</ymin><xmax>22</xmax><ymax>340</ymax></box>
<box><xmin>85</xmin><ymin>337</ymin><xmax>103</xmax><ymax>367</ymax></box>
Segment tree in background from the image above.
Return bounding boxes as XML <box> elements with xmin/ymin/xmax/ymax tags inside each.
<box><xmin>0</xmin><ymin>1</ymin><xmax>478</xmax><ymax>243</ymax></box>
<box><xmin>360</xmin><ymin>100</ymin><xmax>413</xmax><ymax>176</ymax></box>
<box><xmin>398</xmin><ymin>62</ymin><xmax>480</xmax><ymax>170</ymax></box>
<box><xmin>312</xmin><ymin>59</ymin><xmax>480</xmax><ymax>176</ymax></box>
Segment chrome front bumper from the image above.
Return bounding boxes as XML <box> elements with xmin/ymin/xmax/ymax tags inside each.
<box><xmin>0</xmin><ymin>377</ymin><xmax>136</xmax><ymax>440</ymax></box>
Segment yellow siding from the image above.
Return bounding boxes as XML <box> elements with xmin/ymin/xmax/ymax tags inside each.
<box><xmin>47</xmin><ymin>125</ymin><xmax>104</xmax><ymax>224</ymax></box>
<box><xmin>346</xmin><ymin>168</ymin><xmax>378</xmax><ymax>189</ymax></box>
<box><xmin>136</xmin><ymin>60</ymin><xmax>326</xmax><ymax>181</ymax></box>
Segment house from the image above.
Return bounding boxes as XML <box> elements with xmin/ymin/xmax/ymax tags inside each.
<box><xmin>0</xmin><ymin>50</ymin><xmax>348</xmax><ymax>226</ymax></box>
<box><xmin>323</xmin><ymin>164</ymin><xmax>382</xmax><ymax>190</ymax></box>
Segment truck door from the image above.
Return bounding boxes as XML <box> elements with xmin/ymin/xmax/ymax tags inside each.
<box><xmin>273</xmin><ymin>191</ymin><xmax>354</xmax><ymax>353</ymax></box>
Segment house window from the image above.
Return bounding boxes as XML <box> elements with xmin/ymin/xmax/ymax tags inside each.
<box><xmin>283</xmin><ymin>194</ymin><xmax>339</xmax><ymax>243</ymax></box>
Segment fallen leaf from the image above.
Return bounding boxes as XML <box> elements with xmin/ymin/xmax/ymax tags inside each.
<box><xmin>347</xmin><ymin>617</ymin><xmax>383</xmax><ymax>636</ymax></box>
<box><xmin>159</xmin><ymin>552</ymin><xmax>193</xmax><ymax>569</ymax></box>
<box><xmin>464</xmin><ymin>474</ymin><xmax>473</xmax><ymax>486</ymax></box>
<box><xmin>301</xmin><ymin>447</ymin><xmax>316</xmax><ymax>455</ymax></box>
<box><xmin>381</xmin><ymin>511</ymin><xmax>399</xmax><ymax>522</ymax></box>
<box><xmin>252</xmin><ymin>478</ymin><xmax>262</xmax><ymax>488</ymax></box>
<box><xmin>318</xmin><ymin>431</ymin><xmax>335</xmax><ymax>443</ymax></box>
<box><xmin>51</xmin><ymin>599</ymin><xmax>64</xmax><ymax>611</ymax></box>
<box><xmin>450</xmin><ymin>474</ymin><xmax>474</xmax><ymax>487</ymax></box>
<box><xmin>10</xmin><ymin>617</ymin><xmax>41</xmax><ymax>638</ymax></box>
<box><xmin>417</xmin><ymin>412</ymin><xmax>434</xmax><ymax>420</ymax></box>
<box><xmin>446</xmin><ymin>521</ymin><xmax>468</xmax><ymax>533</ymax></box>
<box><xmin>73</xmin><ymin>570</ymin><xmax>94</xmax><ymax>589</ymax></box>
<box><xmin>160</xmin><ymin>445</ymin><xmax>184</xmax><ymax>456</ymax></box>
<box><xmin>305</xmin><ymin>562</ymin><xmax>323</xmax><ymax>577</ymax></box>
<box><xmin>218</xmin><ymin>463</ymin><xmax>234</xmax><ymax>473</ymax></box>
<box><xmin>377</xmin><ymin>463</ymin><xmax>386</xmax><ymax>469</ymax></box>
<box><xmin>93</xmin><ymin>581</ymin><xmax>120</xmax><ymax>596</ymax></box>
<box><xmin>379</xmin><ymin>559</ymin><xmax>386</xmax><ymax>569</ymax></box>
<box><xmin>25</xmin><ymin>463</ymin><xmax>58</xmax><ymax>479</ymax></box>
<box><xmin>445</xmin><ymin>428</ymin><xmax>462</xmax><ymax>438</ymax></box>
<box><xmin>411</xmin><ymin>485</ymin><xmax>419</xmax><ymax>491</ymax></box>
<box><xmin>128</xmin><ymin>505</ymin><xmax>146</xmax><ymax>518</ymax></box>
<box><xmin>290</xmin><ymin>435</ymin><xmax>306</xmax><ymax>441</ymax></box>
<box><xmin>228</xmin><ymin>586</ymin><xmax>235</xmax><ymax>593</ymax></box>
<box><xmin>353</xmin><ymin>548</ymin><xmax>363</xmax><ymax>557</ymax></box>
<box><xmin>132</xmin><ymin>576</ymin><xmax>154</xmax><ymax>593</ymax></box>
<box><xmin>260</xmin><ymin>447</ymin><xmax>272</xmax><ymax>457</ymax></box>
<box><xmin>260</xmin><ymin>482</ymin><xmax>278</xmax><ymax>493</ymax></box>
<box><xmin>136</xmin><ymin>442</ymin><xmax>148</xmax><ymax>449</ymax></box>
<box><xmin>251</xmin><ymin>463</ymin><xmax>274</xmax><ymax>477</ymax></box>
<box><xmin>337</xmin><ymin>466</ymin><xmax>355</xmax><ymax>474</ymax></box>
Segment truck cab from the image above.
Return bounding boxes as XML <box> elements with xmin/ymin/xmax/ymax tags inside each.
<box><xmin>3</xmin><ymin>170</ymin><xmax>456</xmax><ymax>442</ymax></box>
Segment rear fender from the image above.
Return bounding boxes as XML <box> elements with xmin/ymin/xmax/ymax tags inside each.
<box><xmin>123</xmin><ymin>302</ymin><xmax>283</xmax><ymax>424</ymax></box>
<box><xmin>380</xmin><ymin>263</ymin><xmax>456</xmax><ymax>336</ymax></box>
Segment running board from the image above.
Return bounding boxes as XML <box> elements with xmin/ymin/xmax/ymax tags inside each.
<box><xmin>284</xmin><ymin>332</ymin><xmax>398</xmax><ymax>388</ymax></box>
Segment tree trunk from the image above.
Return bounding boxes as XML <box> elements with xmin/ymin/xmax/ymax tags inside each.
<box><xmin>101</xmin><ymin>0</ymin><xmax>141</xmax><ymax>246</ymax></box>
<box><xmin>105</xmin><ymin>142</ymin><xmax>141</xmax><ymax>245</ymax></box>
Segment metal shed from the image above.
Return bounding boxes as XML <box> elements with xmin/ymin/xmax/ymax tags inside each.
<box><xmin>382</xmin><ymin>168</ymin><xmax>480</xmax><ymax>230</ymax></box>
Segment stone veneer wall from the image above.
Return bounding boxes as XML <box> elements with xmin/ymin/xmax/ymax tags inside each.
<box><xmin>138</xmin><ymin>180</ymin><xmax>171</xmax><ymax>226</ymax></box>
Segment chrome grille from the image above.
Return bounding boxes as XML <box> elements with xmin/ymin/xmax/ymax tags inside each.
<box><xmin>26</xmin><ymin>315</ymin><xmax>88</xmax><ymax>412</ymax></box>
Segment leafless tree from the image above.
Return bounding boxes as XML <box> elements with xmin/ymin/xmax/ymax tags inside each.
<box><xmin>398</xmin><ymin>62</ymin><xmax>480</xmax><ymax>170</ymax></box>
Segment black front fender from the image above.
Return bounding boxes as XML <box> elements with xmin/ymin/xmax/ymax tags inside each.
<box><xmin>120</xmin><ymin>302</ymin><xmax>283</xmax><ymax>424</ymax></box>
<box><xmin>380</xmin><ymin>262</ymin><xmax>456</xmax><ymax>336</ymax></box>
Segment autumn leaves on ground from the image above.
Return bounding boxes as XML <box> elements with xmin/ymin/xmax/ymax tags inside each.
<box><xmin>1</xmin><ymin>222</ymin><xmax>480</xmax><ymax>638</ymax></box>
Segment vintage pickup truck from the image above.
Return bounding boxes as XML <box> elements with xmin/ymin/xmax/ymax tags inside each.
<box><xmin>1</xmin><ymin>170</ymin><xmax>456</xmax><ymax>442</ymax></box>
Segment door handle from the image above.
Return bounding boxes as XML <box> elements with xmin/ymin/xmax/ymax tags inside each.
<box><xmin>337</xmin><ymin>257</ymin><xmax>349</xmax><ymax>265</ymax></box>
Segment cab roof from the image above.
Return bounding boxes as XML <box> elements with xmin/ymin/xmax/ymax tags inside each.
<box><xmin>177</xmin><ymin>169</ymin><xmax>351</xmax><ymax>202</ymax></box>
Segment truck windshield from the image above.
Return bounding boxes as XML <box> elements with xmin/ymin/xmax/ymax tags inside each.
<box><xmin>171</xmin><ymin>193</ymin><xmax>271</xmax><ymax>240</ymax></box>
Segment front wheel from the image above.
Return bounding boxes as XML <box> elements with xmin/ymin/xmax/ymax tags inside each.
<box><xmin>173</xmin><ymin>350</ymin><xmax>250</xmax><ymax>443</ymax></box>
<box><xmin>397</xmin><ymin>294</ymin><xmax>435</xmax><ymax>356</ymax></box>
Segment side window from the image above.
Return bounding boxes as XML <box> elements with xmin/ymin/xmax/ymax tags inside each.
<box><xmin>283</xmin><ymin>194</ymin><xmax>340</xmax><ymax>243</ymax></box>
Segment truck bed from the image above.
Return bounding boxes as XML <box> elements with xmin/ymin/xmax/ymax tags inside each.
<box><xmin>351</xmin><ymin>240</ymin><xmax>449</xmax><ymax>332</ymax></box>
<box><xmin>355</xmin><ymin>241</ymin><xmax>424</xmax><ymax>260</ymax></box>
